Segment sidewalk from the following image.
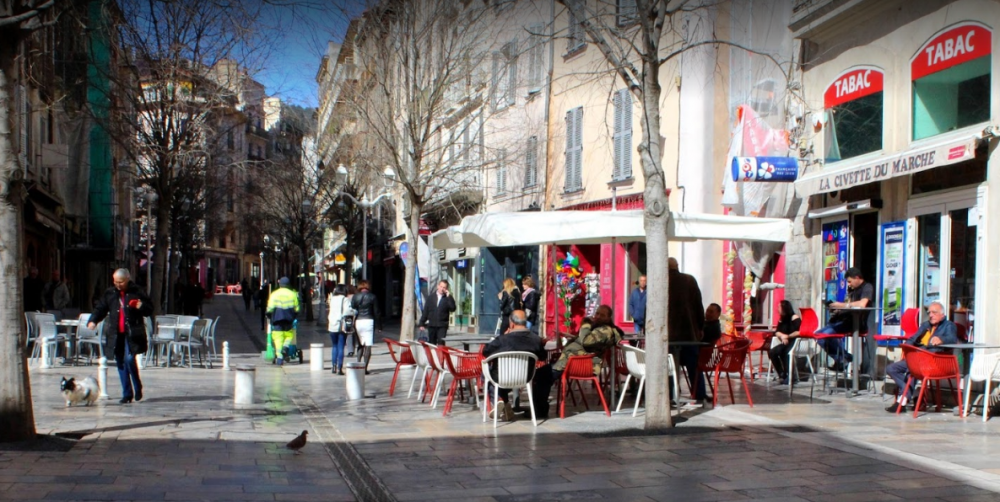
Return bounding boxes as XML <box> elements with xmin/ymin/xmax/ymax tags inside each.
<box><xmin>7</xmin><ymin>295</ymin><xmax>1000</xmax><ymax>501</ymax></box>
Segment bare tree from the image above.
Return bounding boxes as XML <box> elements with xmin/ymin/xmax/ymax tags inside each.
<box><xmin>560</xmin><ymin>0</ymin><xmax>790</xmax><ymax>429</ymax></box>
<box><xmin>91</xmin><ymin>0</ymin><xmax>273</xmax><ymax>313</ymax></box>
<box><xmin>343</xmin><ymin>0</ymin><xmax>524</xmax><ymax>341</ymax></box>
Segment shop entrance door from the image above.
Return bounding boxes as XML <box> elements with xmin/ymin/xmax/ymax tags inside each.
<box><xmin>908</xmin><ymin>190</ymin><xmax>979</xmax><ymax>334</ymax></box>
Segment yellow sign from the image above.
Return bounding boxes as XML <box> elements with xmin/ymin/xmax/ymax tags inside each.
<box><xmin>334</xmin><ymin>253</ymin><xmax>347</xmax><ymax>265</ymax></box>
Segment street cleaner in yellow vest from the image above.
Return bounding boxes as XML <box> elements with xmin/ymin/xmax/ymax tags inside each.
<box><xmin>267</xmin><ymin>277</ymin><xmax>301</xmax><ymax>366</ymax></box>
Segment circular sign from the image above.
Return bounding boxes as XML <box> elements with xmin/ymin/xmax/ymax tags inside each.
<box><xmin>400</xmin><ymin>242</ymin><xmax>409</xmax><ymax>262</ymax></box>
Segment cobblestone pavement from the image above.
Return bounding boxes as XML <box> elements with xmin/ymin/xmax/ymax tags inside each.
<box><xmin>6</xmin><ymin>295</ymin><xmax>1000</xmax><ymax>501</ymax></box>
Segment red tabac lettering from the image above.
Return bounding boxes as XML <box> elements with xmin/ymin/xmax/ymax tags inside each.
<box><xmin>824</xmin><ymin>67</ymin><xmax>884</xmax><ymax>108</ymax></box>
<box><xmin>912</xmin><ymin>23</ymin><xmax>991</xmax><ymax>80</ymax></box>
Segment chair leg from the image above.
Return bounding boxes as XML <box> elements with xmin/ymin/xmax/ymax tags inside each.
<box><xmin>443</xmin><ymin>379</ymin><xmax>458</xmax><ymax>416</ymax></box>
<box><xmin>431</xmin><ymin>372</ymin><xmax>446</xmax><ymax>408</ymax></box>
<box><xmin>576</xmin><ymin>380</ymin><xmax>590</xmax><ymax>410</ymax></box>
<box><xmin>952</xmin><ymin>378</ymin><xmax>962</xmax><ymax>419</ymax></box>
<box><xmin>984</xmin><ymin>379</ymin><xmax>994</xmax><ymax>423</ymax></box>
<box><xmin>740</xmin><ymin>374</ymin><xmax>754</xmax><ymax>407</ymax></box>
<box><xmin>493</xmin><ymin>386</ymin><xmax>500</xmax><ymax>428</ymax></box>
<box><xmin>963</xmin><ymin>376</ymin><xmax>974</xmax><ymax>418</ymax></box>
<box><xmin>592</xmin><ymin>377</ymin><xmax>610</xmax><ymax>416</ymax></box>
<box><xmin>525</xmin><ymin>384</ymin><xmax>537</xmax><ymax>426</ymax></box>
<box><xmin>712</xmin><ymin>370</ymin><xmax>722</xmax><ymax>408</ymax></box>
<box><xmin>913</xmin><ymin>379</ymin><xmax>929</xmax><ymax>418</ymax></box>
<box><xmin>559</xmin><ymin>377</ymin><xmax>568</xmax><ymax>419</ymax></box>
<box><xmin>633</xmin><ymin>377</ymin><xmax>646</xmax><ymax>418</ymax></box>
<box><xmin>389</xmin><ymin>364</ymin><xmax>402</xmax><ymax>397</ymax></box>
<box><xmin>726</xmin><ymin>373</ymin><xmax>736</xmax><ymax>405</ymax></box>
<box><xmin>898</xmin><ymin>377</ymin><xmax>913</xmax><ymax>415</ymax></box>
<box><xmin>616</xmin><ymin>374</ymin><xmax>632</xmax><ymax>413</ymax></box>
<box><xmin>408</xmin><ymin>366</ymin><xmax>423</xmax><ymax>398</ymax></box>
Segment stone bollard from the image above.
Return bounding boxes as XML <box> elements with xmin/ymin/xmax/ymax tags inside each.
<box><xmin>222</xmin><ymin>341</ymin><xmax>231</xmax><ymax>370</ymax></box>
<box><xmin>97</xmin><ymin>357</ymin><xmax>109</xmax><ymax>399</ymax></box>
<box><xmin>233</xmin><ymin>365</ymin><xmax>256</xmax><ymax>406</ymax></box>
<box><xmin>345</xmin><ymin>361</ymin><xmax>365</xmax><ymax>400</ymax></box>
<box><xmin>40</xmin><ymin>341</ymin><xmax>51</xmax><ymax>369</ymax></box>
<box><xmin>309</xmin><ymin>343</ymin><xmax>324</xmax><ymax>372</ymax></box>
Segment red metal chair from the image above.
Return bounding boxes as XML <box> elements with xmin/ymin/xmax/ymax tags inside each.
<box><xmin>712</xmin><ymin>339</ymin><xmax>754</xmax><ymax>407</ymax></box>
<box><xmin>559</xmin><ymin>354</ymin><xmax>610</xmax><ymax>418</ymax></box>
<box><xmin>744</xmin><ymin>330</ymin><xmax>774</xmax><ymax>381</ymax></box>
<box><xmin>691</xmin><ymin>344</ymin><xmax>723</xmax><ymax>400</ymax></box>
<box><xmin>899</xmin><ymin>344</ymin><xmax>963</xmax><ymax>418</ymax></box>
<box><xmin>873</xmin><ymin>308</ymin><xmax>918</xmax><ymax>396</ymax></box>
<box><xmin>436</xmin><ymin>346</ymin><xmax>481</xmax><ymax>416</ymax></box>
<box><xmin>384</xmin><ymin>338</ymin><xmax>416</xmax><ymax>397</ymax></box>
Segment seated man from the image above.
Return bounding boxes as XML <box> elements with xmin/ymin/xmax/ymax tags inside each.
<box><xmin>481</xmin><ymin>310</ymin><xmax>547</xmax><ymax>421</ymax></box>
<box><xmin>884</xmin><ymin>301</ymin><xmax>958</xmax><ymax>413</ymax></box>
<box><xmin>679</xmin><ymin>303</ymin><xmax>723</xmax><ymax>404</ymax></box>
<box><xmin>535</xmin><ymin>305</ymin><xmax>623</xmax><ymax>415</ymax></box>
<box><xmin>817</xmin><ymin>267</ymin><xmax>874</xmax><ymax>371</ymax></box>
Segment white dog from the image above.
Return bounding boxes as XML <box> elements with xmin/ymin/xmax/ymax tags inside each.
<box><xmin>60</xmin><ymin>376</ymin><xmax>100</xmax><ymax>407</ymax></box>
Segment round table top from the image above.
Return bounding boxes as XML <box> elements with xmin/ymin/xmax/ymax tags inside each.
<box><xmin>939</xmin><ymin>343</ymin><xmax>1000</xmax><ymax>350</ymax></box>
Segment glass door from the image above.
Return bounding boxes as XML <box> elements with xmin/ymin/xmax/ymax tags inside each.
<box><xmin>916</xmin><ymin>213</ymin><xmax>942</xmax><ymax>310</ymax></box>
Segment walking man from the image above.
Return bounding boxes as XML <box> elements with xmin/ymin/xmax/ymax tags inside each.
<box><xmin>266</xmin><ymin>277</ymin><xmax>300</xmax><ymax>366</ymax></box>
<box><xmin>418</xmin><ymin>280</ymin><xmax>456</xmax><ymax>344</ymax></box>
<box><xmin>88</xmin><ymin>269</ymin><xmax>153</xmax><ymax>404</ymax></box>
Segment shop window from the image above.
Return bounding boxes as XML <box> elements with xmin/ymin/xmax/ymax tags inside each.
<box><xmin>911</xmin><ymin>153</ymin><xmax>986</xmax><ymax>195</ymax></box>
<box><xmin>825</xmin><ymin>91</ymin><xmax>883</xmax><ymax>162</ymax></box>
<box><xmin>912</xmin><ymin>55</ymin><xmax>990</xmax><ymax>140</ymax></box>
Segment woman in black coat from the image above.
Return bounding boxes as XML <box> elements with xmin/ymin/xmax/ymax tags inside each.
<box><xmin>521</xmin><ymin>275</ymin><xmax>540</xmax><ymax>331</ymax></box>
<box><xmin>497</xmin><ymin>277</ymin><xmax>522</xmax><ymax>334</ymax></box>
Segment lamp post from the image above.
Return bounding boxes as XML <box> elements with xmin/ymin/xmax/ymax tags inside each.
<box><xmin>263</xmin><ymin>235</ymin><xmax>271</xmax><ymax>287</ymax></box>
<box><xmin>333</xmin><ymin>164</ymin><xmax>395</xmax><ymax>281</ymax></box>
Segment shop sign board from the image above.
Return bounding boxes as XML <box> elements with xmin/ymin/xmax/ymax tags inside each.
<box><xmin>824</xmin><ymin>66</ymin><xmax>884</xmax><ymax>108</ymax></box>
<box><xmin>731</xmin><ymin>156</ymin><xmax>798</xmax><ymax>182</ymax></box>
<box><xmin>795</xmin><ymin>137</ymin><xmax>976</xmax><ymax>196</ymax></box>
<box><xmin>911</xmin><ymin>22</ymin><xmax>992</xmax><ymax>80</ymax></box>
<box><xmin>879</xmin><ymin>222</ymin><xmax>906</xmax><ymax>336</ymax></box>
<box><xmin>822</xmin><ymin>221</ymin><xmax>850</xmax><ymax>303</ymax></box>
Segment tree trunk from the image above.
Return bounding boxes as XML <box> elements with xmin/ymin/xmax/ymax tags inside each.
<box><xmin>400</xmin><ymin>200</ymin><xmax>422</xmax><ymax>342</ymax></box>
<box><xmin>150</xmin><ymin>187</ymin><xmax>171</xmax><ymax>316</ymax></box>
<box><xmin>639</xmin><ymin>57</ymin><xmax>673</xmax><ymax>430</ymax></box>
<box><xmin>0</xmin><ymin>59</ymin><xmax>37</xmax><ymax>442</ymax></box>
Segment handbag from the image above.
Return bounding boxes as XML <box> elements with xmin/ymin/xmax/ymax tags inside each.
<box><xmin>341</xmin><ymin>297</ymin><xmax>356</xmax><ymax>334</ymax></box>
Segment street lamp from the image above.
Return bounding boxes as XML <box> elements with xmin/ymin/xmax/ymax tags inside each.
<box><xmin>263</xmin><ymin>234</ymin><xmax>271</xmax><ymax>287</ymax></box>
<box><xmin>334</xmin><ymin>164</ymin><xmax>396</xmax><ymax>281</ymax></box>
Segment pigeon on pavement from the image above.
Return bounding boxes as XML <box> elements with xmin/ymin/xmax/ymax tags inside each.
<box><xmin>286</xmin><ymin>430</ymin><xmax>308</xmax><ymax>454</ymax></box>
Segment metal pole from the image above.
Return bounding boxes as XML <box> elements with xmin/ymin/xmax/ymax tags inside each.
<box><xmin>362</xmin><ymin>208</ymin><xmax>368</xmax><ymax>281</ymax></box>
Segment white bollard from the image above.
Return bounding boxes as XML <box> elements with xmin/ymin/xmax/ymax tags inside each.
<box><xmin>97</xmin><ymin>357</ymin><xmax>109</xmax><ymax>399</ymax></box>
<box><xmin>345</xmin><ymin>361</ymin><xmax>365</xmax><ymax>400</ymax></box>
<box><xmin>222</xmin><ymin>341</ymin><xmax>231</xmax><ymax>370</ymax></box>
<box><xmin>233</xmin><ymin>365</ymin><xmax>256</xmax><ymax>406</ymax></box>
<box><xmin>40</xmin><ymin>341</ymin><xmax>51</xmax><ymax>369</ymax></box>
<box><xmin>309</xmin><ymin>343</ymin><xmax>324</xmax><ymax>372</ymax></box>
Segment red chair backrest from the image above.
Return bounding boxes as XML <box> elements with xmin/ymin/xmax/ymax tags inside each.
<box><xmin>745</xmin><ymin>331</ymin><xmax>771</xmax><ymax>351</ymax></box>
<box><xmin>385</xmin><ymin>338</ymin><xmax>415</xmax><ymax>365</ymax></box>
<box><xmin>900</xmin><ymin>308</ymin><xmax>920</xmax><ymax>337</ymax></box>
<box><xmin>565</xmin><ymin>354</ymin><xmax>597</xmax><ymax>378</ymax></box>
<box><xmin>798</xmin><ymin>307</ymin><xmax>819</xmax><ymax>336</ymax></box>
<box><xmin>901</xmin><ymin>344</ymin><xmax>959</xmax><ymax>379</ymax></box>
<box><xmin>421</xmin><ymin>342</ymin><xmax>442</xmax><ymax>371</ymax></box>
<box><xmin>716</xmin><ymin>339</ymin><xmax>751</xmax><ymax>373</ymax></box>
<box><xmin>697</xmin><ymin>345</ymin><xmax>721</xmax><ymax>372</ymax></box>
<box><xmin>439</xmin><ymin>346</ymin><xmax>479</xmax><ymax>378</ymax></box>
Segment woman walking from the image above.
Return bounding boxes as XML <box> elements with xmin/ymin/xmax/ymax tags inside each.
<box><xmin>350</xmin><ymin>280</ymin><xmax>381</xmax><ymax>374</ymax></box>
<box><xmin>522</xmin><ymin>276</ymin><xmax>539</xmax><ymax>331</ymax></box>
<box><xmin>327</xmin><ymin>284</ymin><xmax>354</xmax><ymax>375</ymax></box>
<box><xmin>497</xmin><ymin>277</ymin><xmax>522</xmax><ymax>335</ymax></box>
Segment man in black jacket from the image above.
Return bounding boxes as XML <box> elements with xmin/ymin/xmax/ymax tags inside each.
<box><xmin>418</xmin><ymin>280</ymin><xmax>456</xmax><ymax>344</ymax></box>
<box><xmin>482</xmin><ymin>310</ymin><xmax>548</xmax><ymax>421</ymax></box>
<box><xmin>87</xmin><ymin>269</ymin><xmax>154</xmax><ymax>404</ymax></box>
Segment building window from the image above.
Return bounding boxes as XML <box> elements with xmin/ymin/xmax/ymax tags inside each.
<box><xmin>525</xmin><ymin>136</ymin><xmax>538</xmax><ymax>188</ymax></box>
<box><xmin>617</xmin><ymin>0</ymin><xmax>638</xmax><ymax>27</ymax></box>
<box><xmin>492</xmin><ymin>40</ymin><xmax>517</xmax><ymax>110</ymax></box>
<box><xmin>496</xmin><ymin>148</ymin><xmax>507</xmax><ymax>194</ymax></box>
<box><xmin>567</xmin><ymin>4</ymin><xmax>586</xmax><ymax>53</ymax></box>
<box><xmin>564</xmin><ymin>107</ymin><xmax>583</xmax><ymax>192</ymax></box>
<box><xmin>527</xmin><ymin>25</ymin><xmax>544</xmax><ymax>92</ymax></box>
<box><xmin>911</xmin><ymin>23</ymin><xmax>992</xmax><ymax>141</ymax></box>
<box><xmin>912</xmin><ymin>56</ymin><xmax>990</xmax><ymax>140</ymax></box>
<box><xmin>613</xmin><ymin>88</ymin><xmax>633</xmax><ymax>180</ymax></box>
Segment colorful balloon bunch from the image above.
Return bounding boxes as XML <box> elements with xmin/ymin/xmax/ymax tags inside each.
<box><xmin>556</xmin><ymin>253</ymin><xmax>585</xmax><ymax>330</ymax></box>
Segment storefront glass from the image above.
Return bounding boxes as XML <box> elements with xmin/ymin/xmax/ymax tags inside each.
<box><xmin>917</xmin><ymin>213</ymin><xmax>942</xmax><ymax>309</ymax></box>
<box><xmin>912</xmin><ymin>55</ymin><xmax>990</xmax><ymax>140</ymax></box>
<box><xmin>949</xmin><ymin>207</ymin><xmax>976</xmax><ymax>316</ymax></box>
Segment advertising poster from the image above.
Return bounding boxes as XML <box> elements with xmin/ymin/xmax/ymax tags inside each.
<box><xmin>822</xmin><ymin>221</ymin><xmax>849</xmax><ymax>302</ymax></box>
<box><xmin>879</xmin><ymin>222</ymin><xmax>906</xmax><ymax>336</ymax></box>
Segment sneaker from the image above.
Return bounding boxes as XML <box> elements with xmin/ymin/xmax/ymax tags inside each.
<box><xmin>885</xmin><ymin>402</ymin><xmax>903</xmax><ymax>413</ymax></box>
<box><xmin>778</xmin><ymin>376</ymin><xmax>789</xmax><ymax>385</ymax></box>
<box><xmin>276</xmin><ymin>358</ymin><xmax>284</xmax><ymax>367</ymax></box>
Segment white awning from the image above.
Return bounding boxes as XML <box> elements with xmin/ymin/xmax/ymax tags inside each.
<box><xmin>431</xmin><ymin>210</ymin><xmax>792</xmax><ymax>249</ymax></box>
<box><xmin>794</xmin><ymin>134</ymin><xmax>978</xmax><ymax>197</ymax></box>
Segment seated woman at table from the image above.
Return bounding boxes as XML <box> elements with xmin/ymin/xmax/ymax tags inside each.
<box><xmin>768</xmin><ymin>300</ymin><xmax>802</xmax><ymax>385</ymax></box>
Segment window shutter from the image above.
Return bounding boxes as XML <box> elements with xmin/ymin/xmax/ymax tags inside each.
<box><xmin>622</xmin><ymin>90</ymin><xmax>632</xmax><ymax>179</ymax></box>
<box><xmin>617</xmin><ymin>0</ymin><xmax>638</xmax><ymax>26</ymax></box>
<box><xmin>507</xmin><ymin>39</ymin><xmax>517</xmax><ymax>106</ymax></box>
<box><xmin>573</xmin><ymin>107</ymin><xmax>583</xmax><ymax>190</ymax></box>
<box><xmin>491</xmin><ymin>51</ymin><xmax>502</xmax><ymax>109</ymax></box>
<box><xmin>568</xmin><ymin>7</ymin><xmax>585</xmax><ymax>52</ymax></box>
<box><xmin>528</xmin><ymin>25</ymin><xmax>543</xmax><ymax>90</ymax></box>
<box><xmin>525</xmin><ymin>136</ymin><xmax>538</xmax><ymax>187</ymax></box>
<box><xmin>496</xmin><ymin>148</ymin><xmax>507</xmax><ymax>194</ymax></box>
<box><xmin>613</xmin><ymin>90</ymin><xmax>623</xmax><ymax>180</ymax></box>
<box><xmin>565</xmin><ymin>109</ymin><xmax>575</xmax><ymax>191</ymax></box>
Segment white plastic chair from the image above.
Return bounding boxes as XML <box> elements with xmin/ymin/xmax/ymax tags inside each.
<box><xmin>616</xmin><ymin>344</ymin><xmax>647</xmax><ymax>416</ymax></box>
<box><xmin>963</xmin><ymin>349</ymin><xmax>1000</xmax><ymax>421</ymax></box>
<box><xmin>32</xmin><ymin>316</ymin><xmax>63</xmax><ymax>366</ymax></box>
<box><xmin>169</xmin><ymin>318</ymin><xmax>211</xmax><ymax>369</ymax></box>
<box><xmin>76</xmin><ymin>314</ymin><xmax>104</xmax><ymax>363</ymax></box>
<box><xmin>203</xmin><ymin>316</ymin><xmax>220</xmax><ymax>359</ymax></box>
<box><xmin>407</xmin><ymin>340</ymin><xmax>431</xmax><ymax>399</ymax></box>
<box><xmin>481</xmin><ymin>351</ymin><xmax>540</xmax><ymax>428</ymax></box>
<box><xmin>151</xmin><ymin>316</ymin><xmax>179</xmax><ymax>366</ymax></box>
<box><xmin>424</xmin><ymin>342</ymin><xmax>452</xmax><ymax>409</ymax></box>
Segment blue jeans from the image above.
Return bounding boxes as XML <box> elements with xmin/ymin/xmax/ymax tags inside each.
<box><xmin>115</xmin><ymin>337</ymin><xmax>142</xmax><ymax>400</ymax></box>
<box><xmin>817</xmin><ymin>322</ymin><xmax>853</xmax><ymax>364</ymax></box>
<box><xmin>330</xmin><ymin>331</ymin><xmax>347</xmax><ymax>371</ymax></box>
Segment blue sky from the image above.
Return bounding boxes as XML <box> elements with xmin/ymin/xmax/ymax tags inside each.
<box><xmin>254</xmin><ymin>2</ymin><xmax>356</xmax><ymax>108</ymax></box>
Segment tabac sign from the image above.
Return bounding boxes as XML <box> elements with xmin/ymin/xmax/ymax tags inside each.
<box><xmin>912</xmin><ymin>22</ymin><xmax>992</xmax><ymax>80</ymax></box>
<box><xmin>824</xmin><ymin>66</ymin><xmax>884</xmax><ymax>108</ymax></box>
<box><xmin>795</xmin><ymin>137</ymin><xmax>977</xmax><ymax>196</ymax></box>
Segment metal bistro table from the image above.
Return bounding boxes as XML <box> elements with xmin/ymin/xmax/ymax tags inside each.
<box><xmin>938</xmin><ymin>343</ymin><xmax>1000</xmax><ymax>417</ymax></box>
<box><xmin>844</xmin><ymin>306</ymin><xmax>881</xmax><ymax>396</ymax></box>
<box><xmin>444</xmin><ymin>334</ymin><xmax>494</xmax><ymax>353</ymax></box>
<box><xmin>55</xmin><ymin>319</ymin><xmax>81</xmax><ymax>366</ymax></box>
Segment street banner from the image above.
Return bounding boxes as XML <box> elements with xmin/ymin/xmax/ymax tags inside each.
<box><xmin>879</xmin><ymin>221</ymin><xmax>906</xmax><ymax>336</ymax></box>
